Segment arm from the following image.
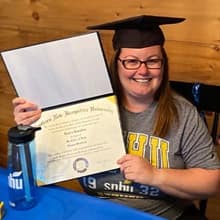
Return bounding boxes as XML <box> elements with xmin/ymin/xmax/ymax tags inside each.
<box><xmin>153</xmin><ymin>166</ymin><xmax>220</xmax><ymax>199</ymax></box>
<box><xmin>13</xmin><ymin>97</ymin><xmax>42</xmax><ymax>125</ymax></box>
<box><xmin>118</xmin><ymin>154</ymin><xmax>220</xmax><ymax>200</ymax></box>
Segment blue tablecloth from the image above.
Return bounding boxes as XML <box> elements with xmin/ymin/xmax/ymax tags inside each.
<box><xmin>0</xmin><ymin>168</ymin><xmax>165</xmax><ymax>220</ymax></box>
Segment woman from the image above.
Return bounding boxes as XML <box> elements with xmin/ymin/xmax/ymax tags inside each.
<box><xmin>13</xmin><ymin>15</ymin><xmax>220</xmax><ymax>219</ymax></box>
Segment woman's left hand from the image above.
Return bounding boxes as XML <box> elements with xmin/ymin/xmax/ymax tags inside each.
<box><xmin>117</xmin><ymin>154</ymin><xmax>157</xmax><ymax>185</ymax></box>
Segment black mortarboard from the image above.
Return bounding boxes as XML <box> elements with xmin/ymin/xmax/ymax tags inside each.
<box><xmin>87</xmin><ymin>15</ymin><xmax>185</xmax><ymax>50</ymax></box>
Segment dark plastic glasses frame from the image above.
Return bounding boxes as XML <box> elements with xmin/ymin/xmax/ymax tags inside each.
<box><xmin>118</xmin><ymin>58</ymin><xmax>163</xmax><ymax>70</ymax></box>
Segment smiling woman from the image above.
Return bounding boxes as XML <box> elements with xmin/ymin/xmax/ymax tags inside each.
<box><xmin>11</xmin><ymin>14</ymin><xmax>220</xmax><ymax>220</ymax></box>
<box><xmin>1</xmin><ymin>1</ymin><xmax>220</xmax><ymax>220</ymax></box>
<box><xmin>82</xmin><ymin>15</ymin><xmax>220</xmax><ymax>220</ymax></box>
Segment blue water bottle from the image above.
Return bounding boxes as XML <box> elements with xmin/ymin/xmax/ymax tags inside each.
<box><xmin>7</xmin><ymin>125</ymin><xmax>41</xmax><ymax>210</ymax></box>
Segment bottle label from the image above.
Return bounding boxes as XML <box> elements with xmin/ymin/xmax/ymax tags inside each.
<box><xmin>8</xmin><ymin>171</ymin><xmax>23</xmax><ymax>190</ymax></box>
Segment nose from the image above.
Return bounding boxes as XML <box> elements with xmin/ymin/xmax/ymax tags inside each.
<box><xmin>137</xmin><ymin>62</ymin><xmax>149</xmax><ymax>73</ymax></box>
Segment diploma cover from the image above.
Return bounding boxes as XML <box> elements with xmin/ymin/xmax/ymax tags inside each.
<box><xmin>1</xmin><ymin>32</ymin><xmax>126</xmax><ymax>185</ymax></box>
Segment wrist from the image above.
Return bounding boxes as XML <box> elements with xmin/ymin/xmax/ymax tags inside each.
<box><xmin>150</xmin><ymin>168</ymin><xmax>165</xmax><ymax>187</ymax></box>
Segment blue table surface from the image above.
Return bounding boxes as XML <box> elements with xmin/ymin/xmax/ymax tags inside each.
<box><xmin>0</xmin><ymin>168</ymin><xmax>165</xmax><ymax>220</ymax></box>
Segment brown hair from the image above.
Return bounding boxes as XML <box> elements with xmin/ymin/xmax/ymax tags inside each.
<box><xmin>109</xmin><ymin>47</ymin><xmax>179</xmax><ymax>138</ymax></box>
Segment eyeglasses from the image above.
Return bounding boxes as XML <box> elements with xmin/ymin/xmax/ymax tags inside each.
<box><xmin>118</xmin><ymin>58</ymin><xmax>163</xmax><ymax>70</ymax></box>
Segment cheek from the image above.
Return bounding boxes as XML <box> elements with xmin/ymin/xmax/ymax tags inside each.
<box><xmin>151</xmin><ymin>70</ymin><xmax>163</xmax><ymax>90</ymax></box>
<box><xmin>118</xmin><ymin>66</ymin><xmax>135</xmax><ymax>80</ymax></box>
<box><xmin>118</xmin><ymin>66</ymin><xmax>134</xmax><ymax>80</ymax></box>
<box><xmin>153</xmin><ymin>69</ymin><xmax>163</xmax><ymax>81</ymax></box>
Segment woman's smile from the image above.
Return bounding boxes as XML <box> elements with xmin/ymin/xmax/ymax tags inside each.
<box><xmin>132</xmin><ymin>77</ymin><xmax>152</xmax><ymax>83</ymax></box>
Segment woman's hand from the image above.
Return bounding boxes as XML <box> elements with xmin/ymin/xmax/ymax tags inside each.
<box><xmin>118</xmin><ymin>154</ymin><xmax>220</xmax><ymax>199</ymax></box>
<box><xmin>117</xmin><ymin>154</ymin><xmax>157</xmax><ymax>185</ymax></box>
<box><xmin>12</xmin><ymin>97</ymin><xmax>42</xmax><ymax>125</ymax></box>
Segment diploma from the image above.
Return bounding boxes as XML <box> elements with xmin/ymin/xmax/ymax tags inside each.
<box><xmin>33</xmin><ymin>95</ymin><xmax>125</xmax><ymax>185</ymax></box>
<box><xmin>1</xmin><ymin>32</ymin><xmax>126</xmax><ymax>186</ymax></box>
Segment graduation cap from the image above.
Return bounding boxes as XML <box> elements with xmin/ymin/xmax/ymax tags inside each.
<box><xmin>87</xmin><ymin>15</ymin><xmax>185</xmax><ymax>50</ymax></box>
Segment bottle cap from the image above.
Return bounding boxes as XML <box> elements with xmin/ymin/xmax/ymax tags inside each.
<box><xmin>8</xmin><ymin>125</ymin><xmax>41</xmax><ymax>144</ymax></box>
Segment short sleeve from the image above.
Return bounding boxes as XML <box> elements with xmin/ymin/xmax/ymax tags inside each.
<box><xmin>179</xmin><ymin>104</ymin><xmax>220</xmax><ymax>168</ymax></box>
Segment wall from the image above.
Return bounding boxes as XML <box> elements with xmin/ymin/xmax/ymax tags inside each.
<box><xmin>0</xmin><ymin>0</ymin><xmax>220</xmax><ymax>167</ymax></box>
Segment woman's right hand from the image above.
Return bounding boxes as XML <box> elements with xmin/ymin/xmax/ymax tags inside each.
<box><xmin>12</xmin><ymin>97</ymin><xmax>42</xmax><ymax>125</ymax></box>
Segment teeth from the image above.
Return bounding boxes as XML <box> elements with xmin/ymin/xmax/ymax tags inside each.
<box><xmin>134</xmin><ymin>78</ymin><xmax>151</xmax><ymax>83</ymax></box>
